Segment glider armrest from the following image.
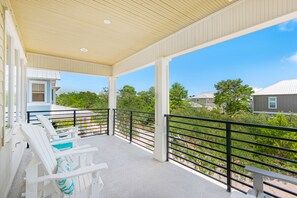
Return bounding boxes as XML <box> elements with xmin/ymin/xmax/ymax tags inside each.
<box><xmin>54</xmin><ymin>147</ymin><xmax>98</xmax><ymax>158</ymax></box>
<box><xmin>27</xmin><ymin>163</ymin><xmax>108</xmax><ymax>184</ymax></box>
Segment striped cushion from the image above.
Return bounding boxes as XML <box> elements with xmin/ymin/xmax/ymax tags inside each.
<box><xmin>56</xmin><ymin>157</ymin><xmax>75</xmax><ymax>195</ymax></box>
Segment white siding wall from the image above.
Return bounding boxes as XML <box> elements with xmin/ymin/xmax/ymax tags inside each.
<box><xmin>27</xmin><ymin>52</ymin><xmax>112</xmax><ymax>76</ymax></box>
<box><xmin>0</xmin><ymin>4</ymin><xmax>26</xmax><ymax>198</ymax></box>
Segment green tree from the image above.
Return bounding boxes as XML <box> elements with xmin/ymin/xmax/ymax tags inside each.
<box><xmin>117</xmin><ymin>85</ymin><xmax>145</xmax><ymax>110</ymax></box>
<box><xmin>214</xmin><ymin>79</ymin><xmax>254</xmax><ymax>115</ymax></box>
<box><xmin>170</xmin><ymin>82</ymin><xmax>188</xmax><ymax>110</ymax></box>
<box><xmin>138</xmin><ymin>86</ymin><xmax>155</xmax><ymax>112</ymax></box>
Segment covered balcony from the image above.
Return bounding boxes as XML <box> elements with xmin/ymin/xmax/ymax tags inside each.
<box><xmin>0</xmin><ymin>0</ymin><xmax>297</xmax><ymax>198</ymax></box>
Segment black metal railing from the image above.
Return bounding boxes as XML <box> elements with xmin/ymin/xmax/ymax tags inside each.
<box><xmin>27</xmin><ymin>108</ymin><xmax>109</xmax><ymax>137</ymax></box>
<box><xmin>165</xmin><ymin>114</ymin><xmax>297</xmax><ymax>198</ymax></box>
<box><xmin>113</xmin><ymin>109</ymin><xmax>155</xmax><ymax>151</ymax></box>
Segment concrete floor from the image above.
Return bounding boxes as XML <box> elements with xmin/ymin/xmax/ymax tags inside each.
<box><xmin>8</xmin><ymin>135</ymin><xmax>231</xmax><ymax>198</ymax></box>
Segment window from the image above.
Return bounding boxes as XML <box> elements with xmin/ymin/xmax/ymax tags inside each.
<box><xmin>31</xmin><ymin>82</ymin><xmax>46</xmax><ymax>102</ymax></box>
<box><xmin>268</xmin><ymin>96</ymin><xmax>277</xmax><ymax>109</ymax></box>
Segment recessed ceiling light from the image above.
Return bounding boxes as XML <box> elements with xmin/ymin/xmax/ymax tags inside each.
<box><xmin>80</xmin><ymin>47</ymin><xmax>88</xmax><ymax>52</ymax></box>
<box><xmin>103</xmin><ymin>19</ymin><xmax>112</xmax><ymax>25</ymax></box>
<box><xmin>228</xmin><ymin>0</ymin><xmax>233</xmax><ymax>2</ymax></box>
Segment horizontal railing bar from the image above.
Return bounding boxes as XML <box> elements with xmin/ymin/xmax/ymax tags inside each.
<box><xmin>263</xmin><ymin>181</ymin><xmax>297</xmax><ymax>196</ymax></box>
<box><xmin>168</xmin><ymin>153</ymin><xmax>227</xmax><ymax>177</ymax></box>
<box><xmin>114</xmin><ymin>131</ymin><xmax>129</xmax><ymax>139</ymax></box>
<box><xmin>231</xmin><ymin>178</ymin><xmax>253</xmax><ymax>188</ymax></box>
<box><xmin>169</xmin><ymin>131</ymin><xmax>226</xmax><ymax>147</ymax></box>
<box><xmin>169</xmin><ymin>157</ymin><xmax>227</xmax><ymax>185</ymax></box>
<box><xmin>132</xmin><ymin>117</ymin><xmax>154</xmax><ymax>124</ymax></box>
<box><xmin>230</xmin><ymin>129</ymin><xmax>297</xmax><ymax>142</ymax></box>
<box><xmin>169</xmin><ymin>120</ymin><xmax>225</xmax><ymax>132</ymax></box>
<box><xmin>166</xmin><ymin>114</ymin><xmax>297</xmax><ymax>132</ymax></box>
<box><xmin>169</xmin><ymin>136</ymin><xmax>226</xmax><ymax>154</ymax></box>
<box><xmin>170</xmin><ymin>142</ymin><xmax>226</xmax><ymax>162</ymax></box>
<box><xmin>169</xmin><ymin>147</ymin><xmax>227</xmax><ymax>170</ymax></box>
<box><xmin>132</xmin><ymin>137</ymin><xmax>154</xmax><ymax>147</ymax></box>
<box><xmin>132</xmin><ymin>129</ymin><xmax>154</xmax><ymax>138</ymax></box>
<box><xmin>231</xmin><ymin>138</ymin><xmax>297</xmax><ymax>153</ymax></box>
<box><xmin>231</xmin><ymin>169</ymin><xmax>253</xmax><ymax>180</ymax></box>
<box><xmin>132</xmin><ymin>141</ymin><xmax>154</xmax><ymax>151</ymax></box>
<box><xmin>231</xmin><ymin>146</ymin><xmax>297</xmax><ymax>164</ymax></box>
<box><xmin>28</xmin><ymin>108</ymin><xmax>109</xmax><ymax>113</ymax></box>
<box><xmin>133</xmin><ymin>125</ymin><xmax>155</xmax><ymax>133</ymax></box>
<box><xmin>131</xmin><ymin>131</ymin><xmax>154</xmax><ymax>142</ymax></box>
<box><xmin>231</xmin><ymin>154</ymin><xmax>297</xmax><ymax>175</ymax></box>
<box><xmin>131</xmin><ymin>114</ymin><xmax>155</xmax><ymax>119</ymax></box>
<box><xmin>114</xmin><ymin>109</ymin><xmax>154</xmax><ymax>115</ymax></box>
<box><xmin>169</xmin><ymin>125</ymin><xmax>226</xmax><ymax>139</ymax></box>
<box><xmin>133</xmin><ymin>123</ymin><xmax>155</xmax><ymax>130</ymax></box>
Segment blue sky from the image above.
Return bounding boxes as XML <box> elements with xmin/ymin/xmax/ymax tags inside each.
<box><xmin>57</xmin><ymin>19</ymin><xmax>297</xmax><ymax>96</ymax></box>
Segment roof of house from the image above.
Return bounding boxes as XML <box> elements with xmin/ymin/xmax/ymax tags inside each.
<box><xmin>192</xmin><ymin>92</ymin><xmax>214</xmax><ymax>99</ymax></box>
<box><xmin>27</xmin><ymin>68</ymin><xmax>61</xmax><ymax>80</ymax></box>
<box><xmin>253</xmin><ymin>79</ymin><xmax>297</xmax><ymax>96</ymax></box>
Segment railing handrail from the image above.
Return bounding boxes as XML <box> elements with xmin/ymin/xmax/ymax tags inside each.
<box><xmin>165</xmin><ymin>114</ymin><xmax>297</xmax><ymax>132</ymax></box>
<box><xmin>27</xmin><ymin>108</ymin><xmax>110</xmax><ymax>113</ymax></box>
<box><xmin>113</xmin><ymin>108</ymin><xmax>155</xmax><ymax>115</ymax></box>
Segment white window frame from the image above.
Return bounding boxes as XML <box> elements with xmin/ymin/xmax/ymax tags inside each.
<box><xmin>29</xmin><ymin>80</ymin><xmax>47</xmax><ymax>104</ymax></box>
<box><xmin>268</xmin><ymin>96</ymin><xmax>277</xmax><ymax>109</ymax></box>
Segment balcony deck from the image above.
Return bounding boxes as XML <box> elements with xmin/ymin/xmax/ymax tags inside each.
<box><xmin>9</xmin><ymin>135</ymin><xmax>230</xmax><ymax>198</ymax></box>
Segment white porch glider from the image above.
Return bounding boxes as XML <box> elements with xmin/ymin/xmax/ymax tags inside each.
<box><xmin>36</xmin><ymin>114</ymin><xmax>80</xmax><ymax>148</ymax></box>
<box><xmin>21</xmin><ymin>124</ymin><xmax>108</xmax><ymax>198</ymax></box>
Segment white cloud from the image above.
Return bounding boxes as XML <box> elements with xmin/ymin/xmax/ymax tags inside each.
<box><xmin>278</xmin><ymin>19</ymin><xmax>297</xmax><ymax>32</ymax></box>
<box><xmin>286</xmin><ymin>52</ymin><xmax>297</xmax><ymax>63</ymax></box>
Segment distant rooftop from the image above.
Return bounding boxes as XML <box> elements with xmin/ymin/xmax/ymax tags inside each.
<box><xmin>253</xmin><ymin>79</ymin><xmax>297</xmax><ymax>96</ymax></box>
<box><xmin>27</xmin><ymin>68</ymin><xmax>61</xmax><ymax>80</ymax></box>
<box><xmin>191</xmin><ymin>92</ymin><xmax>214</xmax><ymax>99</ymax></box>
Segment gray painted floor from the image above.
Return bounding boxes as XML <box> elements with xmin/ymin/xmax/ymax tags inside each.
<box><xmin>8</xmin><ymin>135</ymin><xmax>231</xmax><ymax>198</ymax></box>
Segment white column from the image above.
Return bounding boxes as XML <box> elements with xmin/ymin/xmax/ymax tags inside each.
<box><xmin>20</xmin><ymin>59</ymin><xmax>27</xmax><ymax>121</ymax></box>
<box><xmin>7</xmin><ymin>36</ymin><xmax>14</xmax><ymax>127</ymax></box>
<box><xmin>154</xmin><ymin>57</ymin><xmax>170</xmax><ymax>162</ymax></box>
<box><xmin>15</xmin><ymin>50</ymin><xmax>21</xmax><ymax>122</ymax></box>
<box><xmin>108</xmin><ymin>76</ymin><xmax>117</xmax><ymax>135</ymax></box>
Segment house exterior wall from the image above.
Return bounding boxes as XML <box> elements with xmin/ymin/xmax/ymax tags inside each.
<box><xmin>27</xmin><ymin>79</ymin><xmax>52</xmax><ymax>111</ymax></box>
<box><xmin>0</xmin><ymin>4</ymin><xmax>26</xmax><ymax>198</ymax></box>
<box><xmin>253</xmin><ymin>94</ymin><xmax>297</xmax><ymax>113</ymax></box>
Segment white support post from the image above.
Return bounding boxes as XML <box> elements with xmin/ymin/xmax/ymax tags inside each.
<box><xmin>108</xmin><ymin>77</ymin><xmax>117</xmax><ymax>135</ymax></box>
<box><xmin>7</xmin><ymin>36</ymin><xmax>14</xmax><ymax>127</ymax></box>
<box><xmin>15</xmin><ymin>50</ymin><xmax>21</xmax><ymax>122</ymax></box>
<box><xmin>21</xmin><ymin>59</ymin><xmax>27</xmax><ymax>121</ymax></box>
<box><xmin>154</xmin><ymin>57</ymin><xmax>170</xmax><ymax>162</ymax></box>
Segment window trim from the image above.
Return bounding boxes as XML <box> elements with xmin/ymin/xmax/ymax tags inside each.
<box><xmin>268</xmin><ymin>96</ymin><xmax>277</xmax><ymax>109</ymax></box>
<box><xmin>29</xmin><ymin>80</ymin><xmax>47</xmax><ymax>103</ymax></box>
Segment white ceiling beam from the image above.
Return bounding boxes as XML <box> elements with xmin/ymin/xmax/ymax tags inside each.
<box><xmin>112</xmin><ymin>0</ymin><xmax>297</xmax><ymax>77</ymax></box>
<box><xmin>27</xmin><ymin>53</ymin><xmax>112</xmax><ymax>76</ymax></box>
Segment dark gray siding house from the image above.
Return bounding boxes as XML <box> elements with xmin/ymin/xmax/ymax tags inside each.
<box><xmin>253</xmin><ymin>79</ymin><xmax>297</xmax><ymax>114</ymax></box>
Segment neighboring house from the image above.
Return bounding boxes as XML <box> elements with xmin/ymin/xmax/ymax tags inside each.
<box><xmin>27</xmin><ymin>68</ymin><xmax>61</xmax><ymax>111</ymax></box>
<box><xmin>253</xmin><ymin>79</ymin><xmax>297</xmax><ymax>114</ymax></box>
<box><xmin>188</xmin><ymin>92</ymin><xmax>215</xmax><ymax>110</ymax></box>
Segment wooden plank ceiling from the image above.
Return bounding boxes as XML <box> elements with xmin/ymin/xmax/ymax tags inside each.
<box><xmin>11</xmin><ymin>0</ymin><xmax>237</xmax><ymax>66</ymax></box>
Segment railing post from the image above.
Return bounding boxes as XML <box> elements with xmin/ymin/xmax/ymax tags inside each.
<box><xmin>226</xmin><ymin>122</ymin><xmax>231</xmax><ymax>192</ymax></box>
<box><xmin>73</xmin><ymin>110</ymin><xmax>76</xmax><ymax>126</ymax></box>
<box><xmin>166</xmin><ymin>115</ymin><xmax>169</xmax><ymax>161</ymax></box>
<box><xmin>129</xmin><ymin>111</ymin><xmax>133</xmax><ymax>143</ymax></box>
<box><xmin>27</xmin><ymin>111</ymin><xmax>30</xmax><ymax>123</ymax></box>
<box><xmin>107</xmin><ymin>109</ymin><xmax>110</xmax><ymax>135</ymax></box>
<box><xmin>113</xmin><ymin>109</ymin><xmax>116</xmax><ymax>135</ymax></box>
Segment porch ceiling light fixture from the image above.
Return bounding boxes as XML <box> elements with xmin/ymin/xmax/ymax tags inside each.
<box><xmin>80</xmin><ymin>47</ymin><xmax>88</xmax><ymax>52</ymax></box>
<box><xmin>103</xmin><ymin>19</ymin><xmax>112</xmax><ymax>25</ymax></box>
